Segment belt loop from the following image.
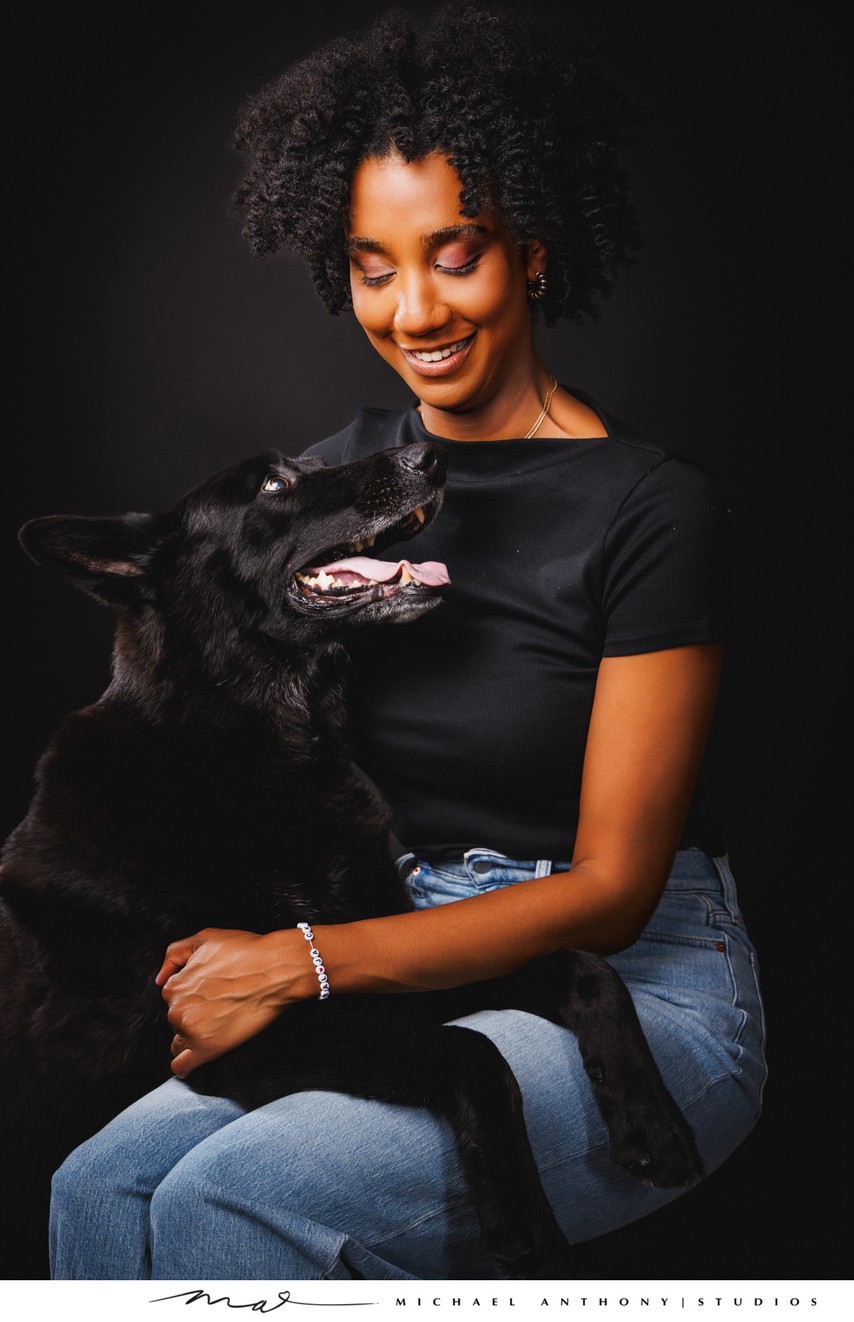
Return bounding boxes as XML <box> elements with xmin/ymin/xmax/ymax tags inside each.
<box><xmin>395</xmin><ymin>852</ymin><xmax>417</xmax><ymax>879</ymax></box>
<box><xmin>535</xmin><ymin>858</ymin><xmax>553</xmax><ymax>878</ymax></box>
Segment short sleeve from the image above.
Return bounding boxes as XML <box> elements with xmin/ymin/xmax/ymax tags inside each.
<box><xmin>601</xmin><ymin>457</ymin><xmax>737</xmax><ymax>655</ymax></box>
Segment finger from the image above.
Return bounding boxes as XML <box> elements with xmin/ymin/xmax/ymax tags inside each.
<box><xmin>170</xmin><ymin>1048</ymin><xmax>197</xmax><ymax>1079</ymax></box>
<box><xmin>155</xmin><ymin>938</ymin><xmax>199</xmax><ymax>986</ymax></box>
<box><xmin>170</xmin><ymin>1033</ymin><xmax>188</xmax><ymax>1058</ymax></box>
<box><xmin>155</xmin><ymin>959</ymin><xmax>182</xmax><ymax>987</ymax></box>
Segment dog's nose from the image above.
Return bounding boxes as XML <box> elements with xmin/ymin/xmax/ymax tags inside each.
<box><xmin>399</xmin><ymin>442</ymin><xmax>446</xmax><ymax>482</ymax></box>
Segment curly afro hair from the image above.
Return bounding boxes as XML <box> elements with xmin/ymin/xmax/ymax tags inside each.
<box><xmin>231</xmin><ymin>2</ymin><xmax>640</xmax><ymax>327</ymax></box>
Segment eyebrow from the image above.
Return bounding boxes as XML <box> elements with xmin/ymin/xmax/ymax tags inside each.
<box><xmin>346</xmin><ymin>223</ymin><xmax>490</xmax><ymax>255</ymax></box>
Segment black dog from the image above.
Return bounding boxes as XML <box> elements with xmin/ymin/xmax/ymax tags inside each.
<box><xmin>1</xmin><ymin>441</ymin><xmax>702</xmax><ymax>1281</ymax></box>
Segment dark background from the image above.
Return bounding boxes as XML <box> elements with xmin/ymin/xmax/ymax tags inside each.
<box><xmin>4</xmin><ymin>0</ymin><xmax>845</xmax><ymax>1282</ymax></box>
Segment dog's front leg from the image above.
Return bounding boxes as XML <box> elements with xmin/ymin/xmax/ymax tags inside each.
<box><xmin>494</xmin><ymin>950</ymin><xmax>705</xmax><ymax>1188</ymax></box>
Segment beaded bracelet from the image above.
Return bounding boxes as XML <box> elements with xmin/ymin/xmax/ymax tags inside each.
<box><xmin>296</xmin><ymin>922</ymin><xmax>330</xmax><ymax>1000</ymax></box>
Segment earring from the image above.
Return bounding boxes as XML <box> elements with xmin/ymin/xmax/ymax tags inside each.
<box><xmin>527</xmin><ymin>270</ymin><xmax>548</xmax><ymax>300</ymax></box>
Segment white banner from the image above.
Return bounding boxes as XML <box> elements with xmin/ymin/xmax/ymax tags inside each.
<box><xmin>0</xmin><ymin>1279</ymin><xmax>849</xmax><ymax>1322</ymax></box>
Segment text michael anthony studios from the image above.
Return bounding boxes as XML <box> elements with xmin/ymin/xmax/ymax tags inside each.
<box><xmin>2</xmin><ymin>1280</ymin><xmax>849</xmax><ymax>1320</ymax></box>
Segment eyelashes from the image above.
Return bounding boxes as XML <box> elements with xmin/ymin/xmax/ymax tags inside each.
<box><xmin>438</xmin><ymin>258</ymin><xmax>481</xmax><ymax>277</ymax></box>
<box><xmin>358</xmin><ymin>257</ymin><xmax>482</xmax><ymax>286</ymax></box>
<box><xmin>359</xmin><ymin>271</ymin><xmax>394</xmax><ymax>287</ymax></box>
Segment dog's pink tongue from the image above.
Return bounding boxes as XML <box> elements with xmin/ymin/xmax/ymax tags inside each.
<box><xmin>307</xmin><ymin>556</ymin><xmax>450</xmax><ymax>587</ymax></box>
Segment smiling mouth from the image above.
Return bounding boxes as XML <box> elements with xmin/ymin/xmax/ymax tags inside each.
<box><xmin>400</xmin><ymin>334</ymin><xmax>475</xmax><ymax>375</ymax></box>
<box><xmin>404</xmin><ymin>335</ymin><xmax>473</xmax><ymax>362</ymax></box>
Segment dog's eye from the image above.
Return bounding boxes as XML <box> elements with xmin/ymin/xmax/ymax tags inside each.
<box><xmin>261</xmin><ymin>475</ymin><xmax>291</xmax><ymax>494</ymax></box>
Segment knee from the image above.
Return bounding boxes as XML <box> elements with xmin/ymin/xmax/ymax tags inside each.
<box><xmin>51</xmin><ymin>1134</ymin><xmax>114</xmax><ymax>1216</ymax></box>
<box><xmin>52</xmin><ymin>1136</ymin><xmax>100</xmax><ymax>1200</ymax></box>
<box><xmin>149</xmin><ymin>1142</ymin><xmax>233</xmax><ymax>1239</ymax></box>
<box><xmin>149</xmin><ymin>1163</ymin><xmax>196</xmax><ymax>1236</ymax></box>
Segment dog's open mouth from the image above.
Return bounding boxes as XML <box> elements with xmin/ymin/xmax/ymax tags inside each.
<box><xmin>291</xmin><ymin>502</ymin><xmax>450</xmax><ymax>610</ymax></box>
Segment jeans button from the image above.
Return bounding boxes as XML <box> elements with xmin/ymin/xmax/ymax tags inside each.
<box><xmin>472</xmin><ymin>860</ymin><xmax>492</xmax><ymax>875</ymax></box>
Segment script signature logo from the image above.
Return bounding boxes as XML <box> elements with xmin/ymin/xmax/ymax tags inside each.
<box><xmin>150</xmin><ymin>1288</ymin><xmax>376</xmax><ymax>1313</ymax></box>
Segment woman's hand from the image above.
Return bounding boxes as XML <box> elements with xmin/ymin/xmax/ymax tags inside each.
<box><xmin>155</xmin><ymin>927</ymin><xmax>313</xmax><ymax>1078</ymax></box>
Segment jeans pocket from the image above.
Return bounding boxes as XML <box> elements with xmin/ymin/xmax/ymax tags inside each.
<box><xmin>468</xmin><ymin>864</ymin><xmax>535</xmax><ymax>891</ymax></box>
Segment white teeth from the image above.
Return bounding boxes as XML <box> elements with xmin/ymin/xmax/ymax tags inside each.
<box><xmin>411</xmin><ymin>337</ymin><xmax>468</xmax><ymax>362</ymax></box>
<box><xmin>296</xmin><ymin>572</ymin><xmax>381</xmax><ymax>590</ymax></box>
<box><xmin>345</xmin><ymin>535</ymin><xmax>377</xmax><ymax>553</ymax></box>
<box><xmin>414</xmin><ymin>507</ymin><xmax>426</xmax><ymax>524</ymax></box>
<box><xmin>399</xmin><ymin>565</ymin><xmax>413</xmax><ymax>585</ymax></box>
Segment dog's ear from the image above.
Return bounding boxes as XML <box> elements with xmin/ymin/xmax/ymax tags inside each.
<box><xmin>18</xmin><ymin>512</ymin><xmax>163</xmax><ymax>606</ymax></box>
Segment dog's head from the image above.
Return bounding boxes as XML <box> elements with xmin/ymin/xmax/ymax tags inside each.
<box><xmin>18</xmin><ymin>442</ymin><xmax>449</xmax><ymax>652</ymax></box>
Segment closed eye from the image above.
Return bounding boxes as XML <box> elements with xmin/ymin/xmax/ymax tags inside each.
<box><xmin>357</xmin><ymin>258</ymin><xmax>482</xmax><ymax>287</ymax></box>
<box><xmin>435</xmin><ymin>257</ymin><xmax>481</xmax><ymax>276</ymax></box>
<box><xmin>261</xmin><ymin>475</ymin><xmax>291</xmax><ymax>494</ymax></box>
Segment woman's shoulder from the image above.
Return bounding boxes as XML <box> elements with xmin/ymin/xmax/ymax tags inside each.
<box><xmin>592</xmin><ymin>399</ymin><xmax>729</xmax><ymax>501</ymax></box>
<box><xmin>297</xmin><ymin>408</ymin><xmax>411</xmax><ymax>465</ymax></box>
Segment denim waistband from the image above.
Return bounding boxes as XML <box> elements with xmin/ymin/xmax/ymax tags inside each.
<box><xmin>397</xmin><ymin>846</ymin><xmax>724</xmax><ymax>889</ymax></box>
<box><xmin>397</xmin><ymin>847</ymin><xmax>563</xmax><ymax>882</ymax></box>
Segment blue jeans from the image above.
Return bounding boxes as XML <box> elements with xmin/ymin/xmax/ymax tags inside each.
<box><xmin>49</xmin><ymin>848</ymin><xmax>766</xmax><ymax>1280</ymax></box>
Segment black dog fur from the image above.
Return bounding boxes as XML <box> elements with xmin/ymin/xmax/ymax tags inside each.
<box><xmin>1</xmin><ymin>442</ymin><xmax>702</xmax><ymax>1281</ymax></box>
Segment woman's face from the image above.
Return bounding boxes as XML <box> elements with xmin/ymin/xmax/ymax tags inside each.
<box><xmin>346</xmin><ymin>152</ymin><xmax>544</xmax><ymax>423</ymax></box>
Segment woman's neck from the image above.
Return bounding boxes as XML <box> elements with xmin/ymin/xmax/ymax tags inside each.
<box><xmin>416</xmin><ymin>368</ymin><xmax>608</xmax><ymax>443</ymax></box>
<box><xmin>417</xmin><ymin>359</ymin><xmax>557</xmax><ymax>442</ymax></box>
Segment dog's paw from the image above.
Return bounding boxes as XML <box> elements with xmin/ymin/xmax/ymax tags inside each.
<box><xmin>609</xmin><ymin>1097</ymin><xmax>704</xmax><ymax>1188</ymax></box>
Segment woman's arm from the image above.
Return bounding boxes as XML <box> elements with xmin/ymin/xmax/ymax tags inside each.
<box><xmin>319</xmin><ymin>642</ymin><xmax>724</xmax><ymax>983</ymax></box>
<box><xmin>159</xmin><ymin>643</ymin><xmax>723</xmax><ymax>1076</ymax></box>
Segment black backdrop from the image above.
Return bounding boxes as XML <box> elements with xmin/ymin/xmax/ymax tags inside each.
<box><xmin>4</xmin><ymin>0</ymin><xmax>845</xmax><ymax>1282</ymax></box>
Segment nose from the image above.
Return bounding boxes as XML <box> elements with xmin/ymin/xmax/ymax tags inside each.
<box><xmin>399</xmin><ymin>442</ymin><xmax>447</xmax><ymax>483</ymax></box>
<box><xmin>392</xmin><ymin>274</ymin><xmax>449</xmax><ymax>338</ymax></box>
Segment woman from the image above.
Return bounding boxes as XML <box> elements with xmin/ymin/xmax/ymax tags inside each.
<box><xmin>49</xmin><ymin>3</ymin><xmax>766</xmax><ymax>1280</ymax></box>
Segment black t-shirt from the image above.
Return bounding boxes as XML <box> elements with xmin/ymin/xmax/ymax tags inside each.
<box><xmin>302</xmin><ymin>391</ymin><xmax>736</xmax><ymax>861</ymax></box>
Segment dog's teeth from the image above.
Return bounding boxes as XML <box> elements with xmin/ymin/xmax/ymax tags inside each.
<box><xmin>366</xmin><ymin>535</ymin><xmax>376</xmax><ymax>547</ymax></box>
<box><xmin>414</xmin><ymin>507</ymin><xmax>426</xmax><ymax>525</ymax></box>
<box><xmin>399</xmin><ymin>566</ymin><xmax>413</xmax><ymax>585</ymax></box>
<box><xmin>297</xmin><ymin>568</ymin><xmax>387</xmax><ymax>594</ymax></box>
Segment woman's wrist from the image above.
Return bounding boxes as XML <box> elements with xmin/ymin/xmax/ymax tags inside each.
<box><xmin>296</xmin><ymin>922</ymin><xmax>330</xmax><ymax>999</ymax></box>
<box><xmin>265</xmin><ymin>928</ymin><xmax>324</xmax><ymax>1004</ymax></box>
<box><xmin>303</xmin><ymin>914</ymin><xmax>464</xmax><ymax>996</ymax></box>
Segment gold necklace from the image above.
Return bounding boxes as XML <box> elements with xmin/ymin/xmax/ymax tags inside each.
<box><xmin>523</xmin><ymin>374</ymin><xmax>558</xmax><ymax>438</ymax></box>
